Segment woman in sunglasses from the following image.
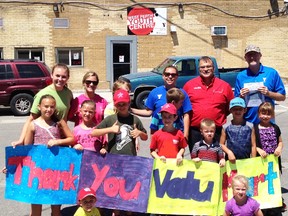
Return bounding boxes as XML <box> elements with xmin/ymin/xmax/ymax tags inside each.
<box><xmin>68</xmin><ymin>71</ymin><xmax>108</xmax><ymax>126</ymax></box>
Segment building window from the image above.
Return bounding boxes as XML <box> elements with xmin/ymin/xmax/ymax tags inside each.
<box><xmin>0</xmin><ymin>48</ymin><xmax>3</xmax><ymax>59</ymax></box>
<box><xmin>15</xmin><ymin>48</ymin><xmax>44</xmax><ymax>61</ymax></box>
<box><xmin>53</xmin><ymin>18</ymin><xmax>69</xmax><ymax>28</ymax></box>
<box><xmin>56</xmin><ymin>48</ymin><xmax>83</xmax><ymax>66</ymax></box>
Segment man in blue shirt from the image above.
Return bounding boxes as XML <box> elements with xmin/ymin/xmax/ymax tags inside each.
<box><xmin>131</xmin><ymin>65</ymin><xmax>192</xmax><ymax>139</ymax></box>
<box><xmin>234</xmin><ymin>45</ymin><xmax>286</xmax><ymax>124</ymax></box>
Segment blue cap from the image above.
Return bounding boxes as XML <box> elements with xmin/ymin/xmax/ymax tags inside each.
<box><xmin>229</xmin><ymin>97</ymin><xmax>246</xmax><ymax>110</ymax></box>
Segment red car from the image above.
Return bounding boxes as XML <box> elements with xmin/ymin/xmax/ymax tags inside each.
<box><xmin>0</xmin><ymin>59</ymin><xmax>52</xmax><ymax>115</ymax></box>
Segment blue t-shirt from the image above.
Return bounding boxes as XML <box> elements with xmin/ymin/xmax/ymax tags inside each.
<box><xmin>234</xmin><ymin>64</ymin><xmax>285</xmax><ymax>124</ymax></box>
<box><xmin>150</xmin><ymin>111</ymin><xmax>183</xmax><ymax>132</ymax></box>
<box><xmin>222</xmin><ymin>120</ymin><xmax>253</xmax><ymax>159</ymax></box>
<box><xmin>145</xmin><ymin>85</ymin><xmax>192</xmax><ymax>130</ymax></box>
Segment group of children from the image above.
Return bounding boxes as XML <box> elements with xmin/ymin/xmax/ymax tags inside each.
<box><xmin>3</xmin><ymin>74</ymin><xmax>285</xmax><ymax>216</ymax></box>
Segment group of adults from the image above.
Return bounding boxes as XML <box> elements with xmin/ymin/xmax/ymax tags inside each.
<box><xmin>135</xmin><ymin>44</ymin><xmax>286</xmax><ymax>153</ymax></box>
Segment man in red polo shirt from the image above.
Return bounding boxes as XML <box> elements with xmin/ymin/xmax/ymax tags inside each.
<box><xmin>183</xmin><ymin>56</ymin><xmax>234</xmax><ymax>152</ymax></box>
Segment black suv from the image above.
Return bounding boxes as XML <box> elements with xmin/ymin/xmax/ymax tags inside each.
<box><xmin>0</xmin><ymin>59</ymin><xmax>52</xmax><ymax>115</ymax></box>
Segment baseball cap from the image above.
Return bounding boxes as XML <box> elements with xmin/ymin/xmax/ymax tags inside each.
<box><xmin>78</xmin><ymin>187</ymin><xmax>96</xmax><ymax>201</ymax></box>
<box><xmin>113</xmin><ymin>89</ymin><xmax>130</xmax><ymax>105</ymax></box>
<box><xmin>245</xmin><ymin>45</ymin><xmax>261</xmax><ymax>54</ymax></box>
<box><xmin>159</xmin><ymin>103</ymin><xmax>177</xmax><ymax>115</ymax></box>
<box><xmin>229</xmin><ymin>97</ymin><xmax>246</xmax><ymax>110</ymax></box>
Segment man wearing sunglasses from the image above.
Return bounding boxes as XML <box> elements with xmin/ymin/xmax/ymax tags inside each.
<box><xmin>132</xmin><ymin>65</ymin><xmax>192</xmax><ymax>140</ymax></box>
<box><xmin>183</xmin><ymin>56</ymin><xmax>234</xmax><ymax>152</ymax></box>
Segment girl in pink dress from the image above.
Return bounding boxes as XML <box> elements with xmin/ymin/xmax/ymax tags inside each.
<box><xmin>24</xmin><ymin>94</ymin><xmax>74</xmax><ymax>216</ymax></box>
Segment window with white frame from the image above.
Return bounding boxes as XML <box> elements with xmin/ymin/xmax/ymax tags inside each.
<box><xmin>15</xmin><ymin>48</ymin><xmax>44</xmax><ymax>61</ymax></box>
<box><xmin>56</xmin><ymin>48</ymin><xmax>83</xmax><ymax>66</ymax></box>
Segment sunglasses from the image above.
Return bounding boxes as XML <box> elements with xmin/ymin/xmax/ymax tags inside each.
<box><xmin>85</xmin><ymin>80</ymin><xmax>98</xmax><ymax>86</ymax></box>
<box><xmin>163</xmin><ymin>72</ymin><xmax>178</xmax><ymax>78</ymax></box>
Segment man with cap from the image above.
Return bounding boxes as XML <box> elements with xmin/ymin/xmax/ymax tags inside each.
<box><xmin>220</xmin><ymin>97</ymin><xmax>256</xmax><ymax>163</ymax></box>
<box><xmin>234</xmin><ymin>45</ymin><xmax>286</xmax><ymax>124</ymax></box>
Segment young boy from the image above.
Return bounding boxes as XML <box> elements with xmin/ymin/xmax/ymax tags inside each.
<box><xmin>91</xmin><ymin>89</ymin><xmax>148</xmax><ymax>156</ymax></box>
<box><xmin>220</xmin><ymin>97</ymin><xmax>256</xmax><ymax>163</ymax></box>
<box><xmin>150</xmin><ymin>87</ymin><xmax>186</xmax><ymax>134</ymax></box>
<box><xmin>74</xmin><ymin>187</ymin><xmax>100</xmax><ymax>216</ymax></box>
<box><xmin>150</xmin><ymin>103</ymin><xmax>188</xmax><ymax>165</ymax></box>
<box><xmin>191</xmin><ymin>118</ymin><xmax>225</xmax><ymax>167</ymax></box>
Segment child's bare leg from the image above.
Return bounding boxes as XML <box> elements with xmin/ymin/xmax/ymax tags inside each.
<box><xmin>112</xmin><ymin>210</ymin><xmax>120</xmax><ymax>216</ymax></box>
<box><xmin>51</xmin><ymin>205</ymin><xmax>61</xmax><ymax>216</ymax></box>
<box><xmin>31</xmin><ymin>204</ymin><xmax>42</xmax><ymax>216</ymax></box>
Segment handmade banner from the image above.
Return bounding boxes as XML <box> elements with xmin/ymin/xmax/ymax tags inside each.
<box><xmin>147</xmin><ymin>159</ymin><xmax>221</xmax><ymax>215</ymax></box>
<box><xmin>5</xmin><ymin>146</ymin><xmax>282</xmax><ymax>215</ymax></box>
<box><xmin>5</xmin><ymin>145</ymin><xmax>82</xmax><ymax>204</ymax></box>
<box><xmin>218</xmin><ymin>155</ymin><xmax>282</xmax><ymax>214</ymax></box>
<box><xmin>78</xmin><ymin>150</ymin><xmax>154</xmax><ymax>213</ymax></box>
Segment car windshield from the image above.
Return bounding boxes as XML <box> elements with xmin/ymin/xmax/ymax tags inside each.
<box><xmin>152</xmin><ymin>58</ymin><xmax>177</xmax><ymax>74</ymax></box>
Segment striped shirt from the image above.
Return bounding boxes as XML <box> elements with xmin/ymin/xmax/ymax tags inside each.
<box><xmin>191</xmin><ymin>139</ymin><xmax>224</xmax><ymax>163</ymax></box>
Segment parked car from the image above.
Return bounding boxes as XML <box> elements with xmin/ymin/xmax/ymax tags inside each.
<box><xmin>0</xmin><ymin>59</ymin><xmax>52</xmax><ymax>115</ymax></box>
<box><xmin>120</xmin><ymin>56</ymin><xmax>246</xmax><ymax>109</ymax></box>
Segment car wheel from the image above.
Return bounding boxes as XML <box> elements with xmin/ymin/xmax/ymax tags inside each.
<box><xmin>10</xmin><ymin>93</ymin><xmax>34</xmax><ymax>116</ymax></box>
<box><xmin>135</xmin><ymin>90</ymin><xmax>151</xmax><ymax>109</ymax></box>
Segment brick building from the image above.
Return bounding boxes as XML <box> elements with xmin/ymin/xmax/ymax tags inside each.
<box><xmin>0</xmin><ymin>0</ymin><xmax>287</xmax><ymax>90</ymax></box>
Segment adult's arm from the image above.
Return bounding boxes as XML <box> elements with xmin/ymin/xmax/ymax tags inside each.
<box><xmin>12</xmin><ymin>113</ymin><xmax>39</xmax><ymax>146</ymax></box>
<box><xmin>131</xmin><ymin>107</ymin><xmax>152</xmax><ymax>117</ymax></box>
<box><xmin>259</xmin><ymin>87</ymin><xmax>286</xmax><ymax>101</ymax></box>
<box><xmin>183</xmin><ymin>112</ymin><xmax>190</xmax><ymax>140</ymax></box>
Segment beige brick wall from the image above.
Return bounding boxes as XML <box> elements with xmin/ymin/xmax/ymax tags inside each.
<box><xmin>1</xmin><ymin>0</ymin><xmax>288</xmax><ymax>90</ymax></box>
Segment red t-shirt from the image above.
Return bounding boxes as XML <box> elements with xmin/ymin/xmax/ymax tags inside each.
<box><xmin>183</xmin><ymin>76</ymin><xmax>234</xmax><ymax>128</ymax></box>
<box><xmin>150</xmin><ymin>129</ymin><xmax>188</xmax><ymax>158</ymax></box>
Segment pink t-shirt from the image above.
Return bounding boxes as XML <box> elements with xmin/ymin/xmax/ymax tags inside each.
<box><xmin>69</xmin><ymin>94</ymin><xmax>108</xmax><ymax>126</ymax></box>
<box><xmin>73</xmin><ymin>124</ymin><xmax>106</xmax><ymax>152</ymax></box>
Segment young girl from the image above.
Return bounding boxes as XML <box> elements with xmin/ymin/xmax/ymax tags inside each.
<box><xmin>73</xmin><ymin>100</ymin><xmax>107</xmax><ymax>154</ymax></box>
<box><xmin>254</xmin><ymin>102</ymin><xmax>283</xmax><ymax>170</ymax></box>
<box><xmin>254</xmin><ymin>101</ymin><xmax>285</xmax><ymax>214</ymax></box>
<box><xmin>224</xmin><ymin>175</ymin><xmax>263</xmax><ymax>216</ymax></box>
<box><xmin>24</xmin><ymin>94</ymin><xmax>74</xmax><ymax>216</ymax></box>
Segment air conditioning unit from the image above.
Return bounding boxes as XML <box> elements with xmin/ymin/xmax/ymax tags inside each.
<box><xmin>211</xmin><ymin>26</ymin><xmax>227</xmax><ymax>36</ymax></box>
